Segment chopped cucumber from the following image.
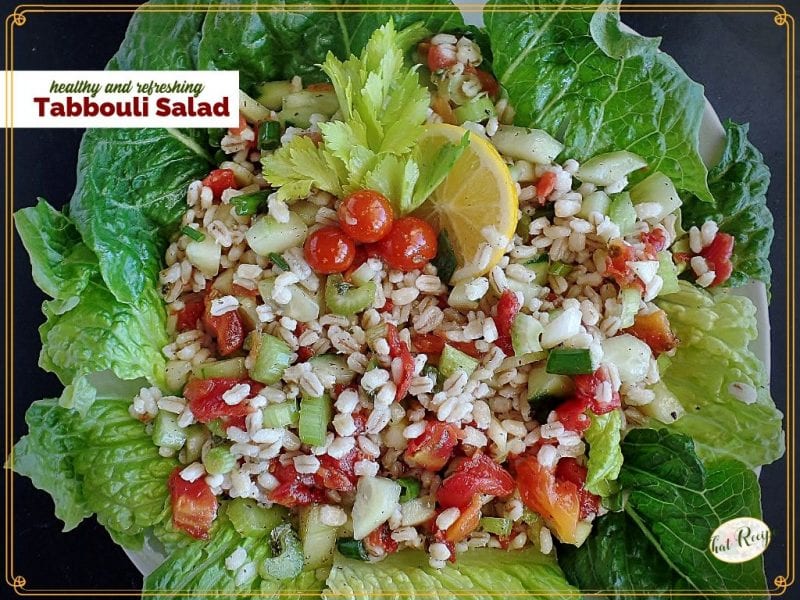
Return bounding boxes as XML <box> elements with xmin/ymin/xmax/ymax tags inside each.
<box><xmin>399</xmin><ymin>496</ymin><xmax>436</xmax><ymax>527</ymax></box>
<box><xmin>546</xmin><ymin>348</ymin><xmax>596</xmax><ymax>375</ymax></box>
<box><xmin>239</xmin><ymin>89</ymin><xmax>272</xmax><ymax>123</ymax></box>
<box><xmin>249</xmin><ymin>332</ymin><xmax>293</xmax><ymax>384</ymax></box>
<box><xmin>256</xmin><ymin>80</ymin><xmax>294</xmax><ymax>110</ymax></box>
<box><xmin>657</xmin><ymin>251</ymin><xmax>680</xmax><ymax>295</ymax></box>
<box><xmin>618</xmin><ymin>287</ymin><xmax>642</xmax><ymax>329</ymax></box>
<box><xmin>576</xmin><ymin>151</ymin><xmax>647</xmax><ymax>186</ymax></box>
<box><xmin>259</xmin><ymin>523</ymin><xmax>304</xmax><ymax>580</ymax></box>
<box><xmin>292</xmin><ymin>200</ymin><xmax>320</xmax><ymax>226</ymax></box>
<box><xmin>639</xmin><ymin>380</ymin><xmax>685</xmax><ymax>423</ymax></box>
<box><xmin>152</xmin><ymin>411</ymin><xmax>186</xmax><ymax>450</ymax></box>
<box><xmin>203</xmin><ymin>445</ymin><xmax>236</xmax><ymax>475</ymax></box>
<box><xmin>577</xmin><ymin>190</ymin><xmax>611</xmax><ymax>220</ymax></box>
<box><xmin>185</xmin><ymin>234</ymin><xmax>221</xmax><ymax>278</ymax></box>
<box><xmin>350</xmin><ymin>261</ymin><xmax>378</xmax><ymax>287</ymax></box>
<box><xmin>228</xmin><ymin>497</ymin><xmax>288</xmax><ymax>538</ymax></box>
<box><xmin>480</xmin><ymin>517</ymin><xmax>512</xmax><ymax>536</ymax></box>
<box><xmin>298</xmin><ymin>394</ymin><xmax>332</xmax><ymax>447</ymax></box>
<box><xmin>262</xmin><ymin>402</ymin><xmax>299</xmax><ymax>428</ymax></box>
<box><xmin>182</xmin><ymin>424</ymin><xmax>209</xmax><ymax>464</ymax></box>
<box><xmin>511</xmin><ymin>313</ymin><xmax>543</xmax><ymax>355</ymax></box>
<box><xmin>237</xmin><ymin>296</ymin><xmax>261</xmax><ymax>331</ymax></box>
<box><xmin>540</xmin><ymin>305</ymin><xmax>582</xmax><ymax>349</ymax></box>
<box><xmin>285</xmin><ymin>284</ymin><xmax>320</xmax><ymax>323</ymax></box>
<box><xmin>212</xmin><ymin>267</ymin><xmax>235</xmax><ymax>294</ymax></box>
<box><xmin>246</xmin><ymin>212</ymin><xmax>308</xmax><ymax>256</ymax></box>
<box><xmin>608</xmin><ymin>192</ymin><xmax>636</xmax><ymax>236</ymax></box>
<box><xmin>510</xmin><ymin>160</ymin><xmax>536</xmax><ymax>183</ymax></box>
<box><xmin>300</xmin><ymin>504</ymin><xmax>338</xmax><ymax>568</ymax></box>
<box><xmin>308</xmin><ymin>354</ymin><xmax>356</xmax><ymax>386</ymax></box>
<box><xmin>439</xmin><ymin>344</ymin><xmax>479</xmax><ymax>379</ymax></box>
<box><xmin>527</xmin><ymin>364</ymin><xmax>574</xmax><ymax>403</ymax></box>
<box><xmin>453</xmin><ymin>94</ymin><xmax>496</xmax><ymax>124</ymax></box>
<box><xmin>491</xmin><ymin>125</ymin><xmax>564</xmax><ymax>164</ymax></box>
<box><xmin>396</xmin><ymin>477</ymin><xmax>421</xmax><ymax>503</ymax></box>
<box><xmin>325</xmin><ymin>275</ymin><xmax>377</xmax><ymax>316</ymax></box>
<box><xmin>283</xmin><ymin>89</ymin><xmax>339</xmax><ymax>114</ymax></box>
<box><xmin>524</xmin><ymin>256</ymin><xmax>550</xmax><ymax>285</ymax></box>
<box><xmin>193</xmin><ymin>357</ymin><xmax>248</xmax><ymax>380</ymax></box>
<box><xmin>601</xmin><ymin>334</ymin><xmax>652</xmax><ymax>385</ymax></box>
<box><xmin>351</xmin><ymin>476</ymin><xmax>402</xmax><ymax>540</ymax></box>
<box><xmin>629</xmin><ymin>172</ymin><xmax>682</xmax><ymax>220</ymax></box>
<box><xmin>447</xmin><ymin>281</ymin><xmax>480</xmax><ymax>310</ymax></box>
<box><xmin>336</xmin><ymin>537</ymin><xmax>368</xmax><ymax>561</ymax></box>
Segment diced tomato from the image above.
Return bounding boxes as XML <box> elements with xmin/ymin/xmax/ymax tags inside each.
<box><xmin>464</xmin><ymin>65</ymin><xmax>500</xmax><ymax>99</ymax></box>
<box><xmin>427</xmin><ymin>43</ymin><xmax>458</xmax><ymax>71</ymax></box>
<box><xmin>535</xmin><ymin>171</ymin><xmax>558</xmax><ymax>201</ymax></box>
<box><xmin>352</xmin><ymin>410</ymin><xmax>368</xmax><ymax>435</ymax></box>
<box><xmin>640</xmin><ymin>228</ymin><xmax>668</xmax><ymax>254</ymax></box>
<box><xmin>430</xmin><ymin>93</ymin><xmax>457</xmax><ymax>125</ymax></box>
<box><xmin>202</xmin><ymin>168</ymin><xmax>238</xmax><ymax>200</ymax></box>
<box><xmin>269</xmin><ymin>481</ymin><xmax>325</xmax><ymax>508</ymax></box>
<box><xmin>700</xmin><ymin>232</ymin><xmax>735</xmax><ymax>286</ymax></box>
<box><xmin>554</xmin><ymin>396</ymin><xmax>591</xmax><ymax>434</ymax></box>
<box><xmin>272</xmin><ymin>460</ymin><xmax>315</xmax><ymax>486</ymax></box>
<box><xmin>176</xmin><ymin>293</ymin><xmax>205</xmax><ymax>331</ymax></box>
<box><xmin>385</xmin><ymin>324</ymin><xmax>414</xmax><ymax>401</ymax></box>
<box><xmin>306</xmin><ymin>82</ymin><xmax>334</xmax><ymax>92</ymax></box>
<box><xmin>673</xmin><ymin>251</ymin><xmax>692</xmax><ymax>266</ymax></box>
<box><xmin>605</xmin><ymin>240</ymin><xmax>638</xmax><ymax>288</ymax></box>
<box><xmin>168</xmin><ymin>467</ymin><xmax>218</xmax><ymax>539</ymax></box>
<box><xmin>494</xmin><ymin>289</ymin><xmax>521</xmax><ymax>356</ymax></box>
<box><xmin>229</xmin><ymin>114</ymin><xmax>248</xmax><ymax>136</ymax></box>
<box><xmin>315</xmin><ymin>449</ymin><xmax>360</xmax><ymax>492</ymax></box>
<box><xmin>513</xmin><ymin>457</ymin><xmax>582</xmax><ymax>544</ymax></box>
<box><xmin>404</xmin><ymin>421</ymin><xmax>460</xmax><ymax>471</ymax></box>
<box><xmin>380</xmin><ymin>299</ymin><xmax>395</xmax><ymax>314</ymax></box>
<box><xmin>183</xmin><ymin>377</ymin><xmax>258</xmax><ymax>424</ymax></box>
<box><xmin>231</xmin><ymin>283</ymin><xmax>259</xmax><ymax>298</ymax></box>
<box><xmin>573</xmin><ymin>366</ymin><xmax>621</xmax><ymax>415</ymax></box>
<box><xmin>445</xmin><ymin>494</ymin><xmax>483</xmax><ymax>543</ymax></box>
<box><xmin>624</xmin><ymin>308</ymin><xmax>678</xmax><ymax>355</ymax></box>
<box><xmin>437</xmin><ymin>453</ymin><xmax>515</xmax><ymax>508</ymax></box>
<box><xmin>203</xmin><ymin>296</ymin><xmax>245</xmax><ymax>356</ymax></box>
<box><xmin>411</xmin><ymin>333</ymin><xmax>446</xmax><ymax>354</ymax></box>
<box><xmin>364</xmin><ymin>523</ymin><xmax>399</xmax><ymax>555</ymax></box>
<box><xmin>555</xmin><ymin>458</ymin><xmax>601</xmax><ymax>519</ymax></box>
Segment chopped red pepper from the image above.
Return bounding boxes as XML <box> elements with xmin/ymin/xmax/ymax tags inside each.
<box><xmin>494</xmin><ymin>289</ymin><xmax>521</xmax><ymax>356</ymax></box>
<box><xmin>640</xmin><ymin>228</ymin><xmax>668</xmax><ymax>254</ymax></box>
<box><xmin>364</xmin><ymin>523</ymin><xmax>399</xmax><ymax>555</ymax></box>
<box><xmin>574</xmin><ymin>366</ymin><xmax>621</xmax><ymax>415</ymax></box>
<box><xmin>554</xmin><ymin>396</ymin><xmax>591</xmax><ymax>434</ymax></box>
<box><xmin>700</xmin><ymin>232</ymin><xmax>735</xmax><ymax>286</ymax></box>
<box><xmin>183</xmin><ymin>377</ymin><xmax>259</xmax><ymax>425</ymax></box>
<box><xmin>623</xmin><ymin>308</ymin><xmax>678</xmax><ymax>355</ymax></box>
<box><xmin>175</xmin><ymin>293</ymin><xmax>205</xmax><ymax>332</ymax></box>
<box><xmin>555</xmin><ymin>457</ymin><xmax>601</xmax><ymax>519</ymax></box>
<box><xmin>437</xmin><ymin>453</ymin><xmax>515</xmax><ymax>508</ymax></box>
<box><xmin>315</xmin><ymin>448</ymin><xmax>361</xmax><ymax>492</ymax></box>
<box><xmin>203</xmin><ymin>293</ymin><xmax>245</xmax><ymax>356</ymax></box>
<box><xmin>168</xmin><ymin>467</ymin><xmax>218</xmax><ymax>539</ymax></box>
<box><xmin>404</xmin><ymin>420</ymin><xmax>460</xmax><ymax>471</ymax></box>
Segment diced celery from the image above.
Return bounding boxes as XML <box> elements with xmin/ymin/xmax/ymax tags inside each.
<box><xmin>193</xmin><ymin>357</ymin><xmax>248</xmax><ymax>380</ymax></box>
<box><xmin>325</xmin><ymin>275</ymin><xmax>376</xmax><ymax>316</ymax></box>
<box><xmin>262</xmin><ymin>402</ymin><xmax>299</xmax><ymax>428</ymax></box>
<box><xmin>439</xmin><ymin>344</ymin><xmax>479</xmax><ymax>379</ymax></box>
<box><xmin>657</xmin><ymin>251</ymin><xmax>680</xmax><ymax>295</ymax></box>
<box><xmin>608</xmin><ymin>192</ymin><xmax>636</xmax><ymax>236</ymax></box>
<box><xmin>245</xmin><ymin>212</ymin><xmax>308</xmax><ymax>256</ymax></box>
<box><xmin>577</xmin><ymin>190</ymin><xmax>611</xmax><ymax>220</ymax></box>
<box><xmin>480</xmin><ymin>517</ymin><xmax>512</xmax><ymax>536</ymax></box>
<box><xmin>511</xmin><ymin>313</ymin><xmax>543</xmax><ymax>355</ymax></box>
<box><xmin>256</xmin><ymin>80</ymin><xmax>294</xmax><ymax>110</ymax></box>
<box><xmin>185</xmin><ymin>234</ymin><xmax>221</xmax><ymax>278</ymax></box>
<box><xmin>527</xmin><ymin>364</ymin><xmax>573</xmax><ymax>403</ymax></box>
<box><xmin>258</xmin><ymin>523</ymin><xmax>304</xmax><ymax>580</ymax></box>
<box><xmin>618</xmin><ymin>287</ymin><xmax>642</xmax><ymax>329</ymax></box>
<box><xmin>203</xmin><ymin>445</ymin><xmax>236</xmax><ymax>475</ymax></box>
<box><xmin>629</xmin><ymin>172</ymin><xmax>682</xmax><ymax>220</ymax></box>
<box><xmin>576</xmin><ymin>151</ymin><xmax>647</xmax><ymax>186</ymax></box>
<box><xmin>298</xmin><ymin>395</ymin><xmax>333</xmax><ymax>446</ymax></box>
<box><xmin>249</xmin><ymin>332</ymin><xmax>293</xmax><ymax>385</ymax></box>
<box><xmin>239</xmin><ymin>89</ymin><xmax>272</xmax><ymax>123</ymax></box>
<box><xmin>545</xmin><ymin>348</ymin><xmax>596</xmax><ymax>375</ymax></box>
<box><xmin>453</xmin><ymin>94</ymin><xmax>496</xmax><ymax>124</ymax></box>
<box><xmin>308</xmin><ymin>355</ymin><xmax>356</xmax><ymax>385</ymax></box>
<box><xmin>183</xmin><ymin>424</ymin><xmax>210</xmax><ymax>464</ymax></box>
<box><xmin>152</xmin><ymin>412</ymin><xmax>186</xmax><ymax>450</ymax></box>
<box><xmin>300</xmin><ymin>504</ymin><xmax>338</xmax><ymax>568</ymax></box>
<box><xmin>549</xmin><ymin>261</ymin><xmax>572</xmax><ymax>276</ymax></box>
<box><xmin>491</xmin><ymin>125</ymin><xmax>564</xmax><ymax>164</ymax></box>
<box><xmin>396</xmin><ymin>477</ymin><xmax>421</xmax><ymax>503</ymax></box>
<box><xmin>283</xmin><ymin>89</ymin><xmax>339</xmax><ymax>114</ymax></box>
<box><xmin>228</xmin><ymin>497</ymin><xmax>288</xmax><ymax>538</ymax></box>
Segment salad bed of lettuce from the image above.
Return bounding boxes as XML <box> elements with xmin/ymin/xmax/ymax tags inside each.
<box><xmin>10</xmin><ymin>0</ymin><xmax>783</xmax><ymax>598</ymax></box>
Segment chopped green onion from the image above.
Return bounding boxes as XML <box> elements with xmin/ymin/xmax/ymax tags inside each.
<box><xmin>262</xmin><ymin>402</ymin><xmax>299</xmax><ymax>428</ymax></box>
<box><xmin>336</xmin><ymin>537</ymin><xmax>369</xmax><ymax>561</ymax></box>
<box><xmin>258</xmin><ymin>524</ymin><xmax>303</xmax><ymax>580</ymax></box>
<box><xmin>202</xmin><ymin>446</ymin><xmax>236</xmax><ymax>475</ymax></box>
<box><xmin>298</xmin><ymin>395</ymin><xmax>332</xmax><ymax>446</ymax></box>
<box><xmin>270</xmin><ymin>252</ymin><xmax>290</xmax><ymax>271</ymax></box>
<box><xmin>480</xmin><ymin>517</ymin><xmax>513</xmax><ymax>536</ymax></box>
<box><xmin>525</xmin><ymin>254</ymin><xmax>549</xmax><ymax>266</ymax></box>
<box><xmin>396</xmin><ymin>477</ymin><xmax>421</xmax><ymax>503</ymax></box>
<box><xmin>231</xmin><ymin>190</ymin><xmax>269</xmax><ymax>216</ymax></box>
<box><xmin>546</xmin><ymin>347</ymin><xmax>596</xmax><ymax>375</ymax></box>
<box><xmin>259</xmin><ymin>120</ymin><xmax>282</xmax><ymax>150</ymax></box>
<box><xmin>549</xmin><ymin>261</ymin><xmax>573</xmax><ymax>276</ymax></box>
<box><xmin>181</xmin><ymin>226</ymin><xmax>205</xmax><ymax>242</ymax></box>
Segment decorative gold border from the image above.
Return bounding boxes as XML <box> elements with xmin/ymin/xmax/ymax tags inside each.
<box><xmin>3</xmin><ymin>2</ymin><xmax>796</xmax><ymax>597</ymax></box>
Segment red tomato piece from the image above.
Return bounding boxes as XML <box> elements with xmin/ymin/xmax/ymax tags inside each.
<box><xmin>640</xmin><ymin>228</ymin><xmax>668</xmax><ymax>254</ymax></box>
<box><xmin>229</xmin><ymin>114</ymin><xmax>248</xmax><ymax>135</ymax></box>
<box><xmin>535</xmin><ymin>171</ymin><xmax>558</xmax><ymax>201</ymax></box>
<box><xmin>494</xmin><ymin>289</ymin><xmax>521</xmax><ymax>356</ymax></box>
<box><xmin>315</xmin><ymin>449</ymin><xmax>360</xmax><ymax>492</ymax></box>
<box><xmin>380</xmin><ymin>299</ymin><xmax>395</xmax><ymax>314</ymax></box>
<box><xmin>573</xmin><ymin>366</ymin><xmax>621</xmax><ymax>415</ymax></box>
<box><xmin>700</xmin><ymin>232</ymin><xmax>735</xmax><ymax>286</ymax></box>
<box><xmin>268</xmin><ymin>481</ymin><xmax>325</xmax><ymax>508</ymax></box>
<box><xmin>203</xmin><ymin>296</ymin><xmax>245</xmax><ymax>356</ymax></box>
<box><xmin>437</xmin><ymin>453</ymin><xmax>515</xmax><ymax>508</ymax></box>
<box><xmin>623</xmin><ymin>308</ymin><xmax>678</xmax><ymax>355</ymax></box>
<box><xmin>369</xmin><ymin>217</ymin><xmax>438</xmax><ymax>272</ymax></box>
<box><xmin>202</xmin><ymin>168</ymin><xmax>238</xmax><ymax>200</ymax></box>
<box><xmin>176</xmin><ymin>293</ymin><xmax>205</xmax><ymax>331</ymax></box>
<box><xmin>554</xmin><ymin>396</ymin><xmax>591</xmax><ymax>434</ymax></box>
<box><xmin>231</xmin><ymin>283</ymin><xmax>259</xmax><ymax>298</ymax></box>
<box><xmin>465</xmin><ymin>65</ymin><xmax>500</xmax><ymax>99</ymax></box>
<box><xmin>404</xmin><ymin>421</ymin><xmax>460</xmax><ymax>471</ymax></box>
<box><xmin>364</xmin><ymin>523</ymin><xmax>399</xmax><ymax>555</ymax></box>
<box><xmin>386</xmin><ymin>323</ymin><xmax>414</xmax><ymax>401</ymax></box>
<box><xmin>304</xmin><ymin>226</ymin><xmax>357</xmax><ymax>274</ymax></box>
<box><xmin>445</xmin><ymin>494</ymin><xmax>483</xmax><ymax>543</ymax></box>
<box><xmin>555</xmin><ymin>458</ymin><xmax>601</xmax><ymax>519</ymax></box>
<box><xmin>337</xmin><ymin>190</ymin><xmax>395</xmax><ymax>243</ymax></box>
<box><xmin>183</xmin><ymin>378</ymin><xmax>258</xmax><ymax>424</ymax></box>
<box><xmin>306</xmin><ymin>82</ymin><xmax>334</xmax><ymax>92</ymax></box>
<box><xmin>411</xmin><ymin>333</ymin><xmax>446</xmax><ymax>354</ymax></box>
<box><xmin>427</xmin><ymin>43</ymin><xmax>458</xmax><ymax>71</ymax></box>
<box><xmin>168</xmin><ymin>467</ymin><xmax>218</xmax><ymax>539</ymax></box>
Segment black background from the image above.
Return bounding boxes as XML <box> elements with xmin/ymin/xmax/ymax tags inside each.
<box><xmin>3</xmin><ymin>0</ymin><xmax>795</xmax><ymax>596</ymax></box>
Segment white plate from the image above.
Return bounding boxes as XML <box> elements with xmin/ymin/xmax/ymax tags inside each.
<box><xmin>124</xmin><ymin>8</ymin><xmax>771</xmax><ymax>578</ymax></box>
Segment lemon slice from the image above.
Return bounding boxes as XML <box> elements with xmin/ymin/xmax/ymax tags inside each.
<box><xmin>414</xmin><ymin>123</ymin><xmax>518</xmax><ymax>282</ymax></box>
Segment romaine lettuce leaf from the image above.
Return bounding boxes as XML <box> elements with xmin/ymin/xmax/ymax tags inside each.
<box><xmin>323</xmin><ymin>547</ymin><xmax>578</xmax><ymax>599</ymax></box>
<box><xmin>619</xmin><ymin>429</ymin><xmax>768</xmax><ymax>598</ymax></box>
<box><xmin>681</xmin><ymin>120</ymin><xmax>774</xmax><ymax>288</ymax></box>
<box><xmin>485</xmin><ymin>0</ymin><xmax>712</xmax><ymax>202</ymax></box>
<box><xmin>655</xmin><ymin>282</ymin><xmax>784</xmax><ymax>468</ymax></box>
<box><xmin>583</xmin><ymin>409</ymin><xmax>623</xmax><ymax>497</ymax></box>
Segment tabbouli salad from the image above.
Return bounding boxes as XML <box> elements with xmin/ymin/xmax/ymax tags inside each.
<box><xmin>12</xmin><ymin>1</ymin><xmax>785</xmax><ymax>599</ymax></box>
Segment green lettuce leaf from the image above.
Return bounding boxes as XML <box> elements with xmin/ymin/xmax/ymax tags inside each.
<box><xmin>620</xmin><ymin>429</ymin><xmax>768</xmax><ymax>598</ymax></box>
<box><xmin>11</xmin><ymin>397</ymin><xmax>176</xmax><ymax>546</ymax></box>
<box><xmin>655</xmin><ymin>282</ymin><xmax>784</xmax><ymax>468</ymax></box>
<box><xmin>681</xmin><ymin>120</ymin><xmax>774</xmax><ymax>288</ymax></box>
<box><xmin>144</xmin><ymin>512</ymin><xmax>325</xmax><ymax>600</ymax></box>
<box><xmin>323</xmin><ymin>547</ymin><xmax>578</xmax><ymax>599</ymax></box>
<box><xmin>558</xmin><ymin>512</ymin><xmax>684</xmax><ymax>599</ymax></box>
<box><xmin>583</xmin><ymin>409</ymin><xmax>623</xmax><ymax>496</ymax></box>
<box><xmin>485</xmin><ymin>0</ymin><xmax>712</xmax><ymax>202</ymax></box>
